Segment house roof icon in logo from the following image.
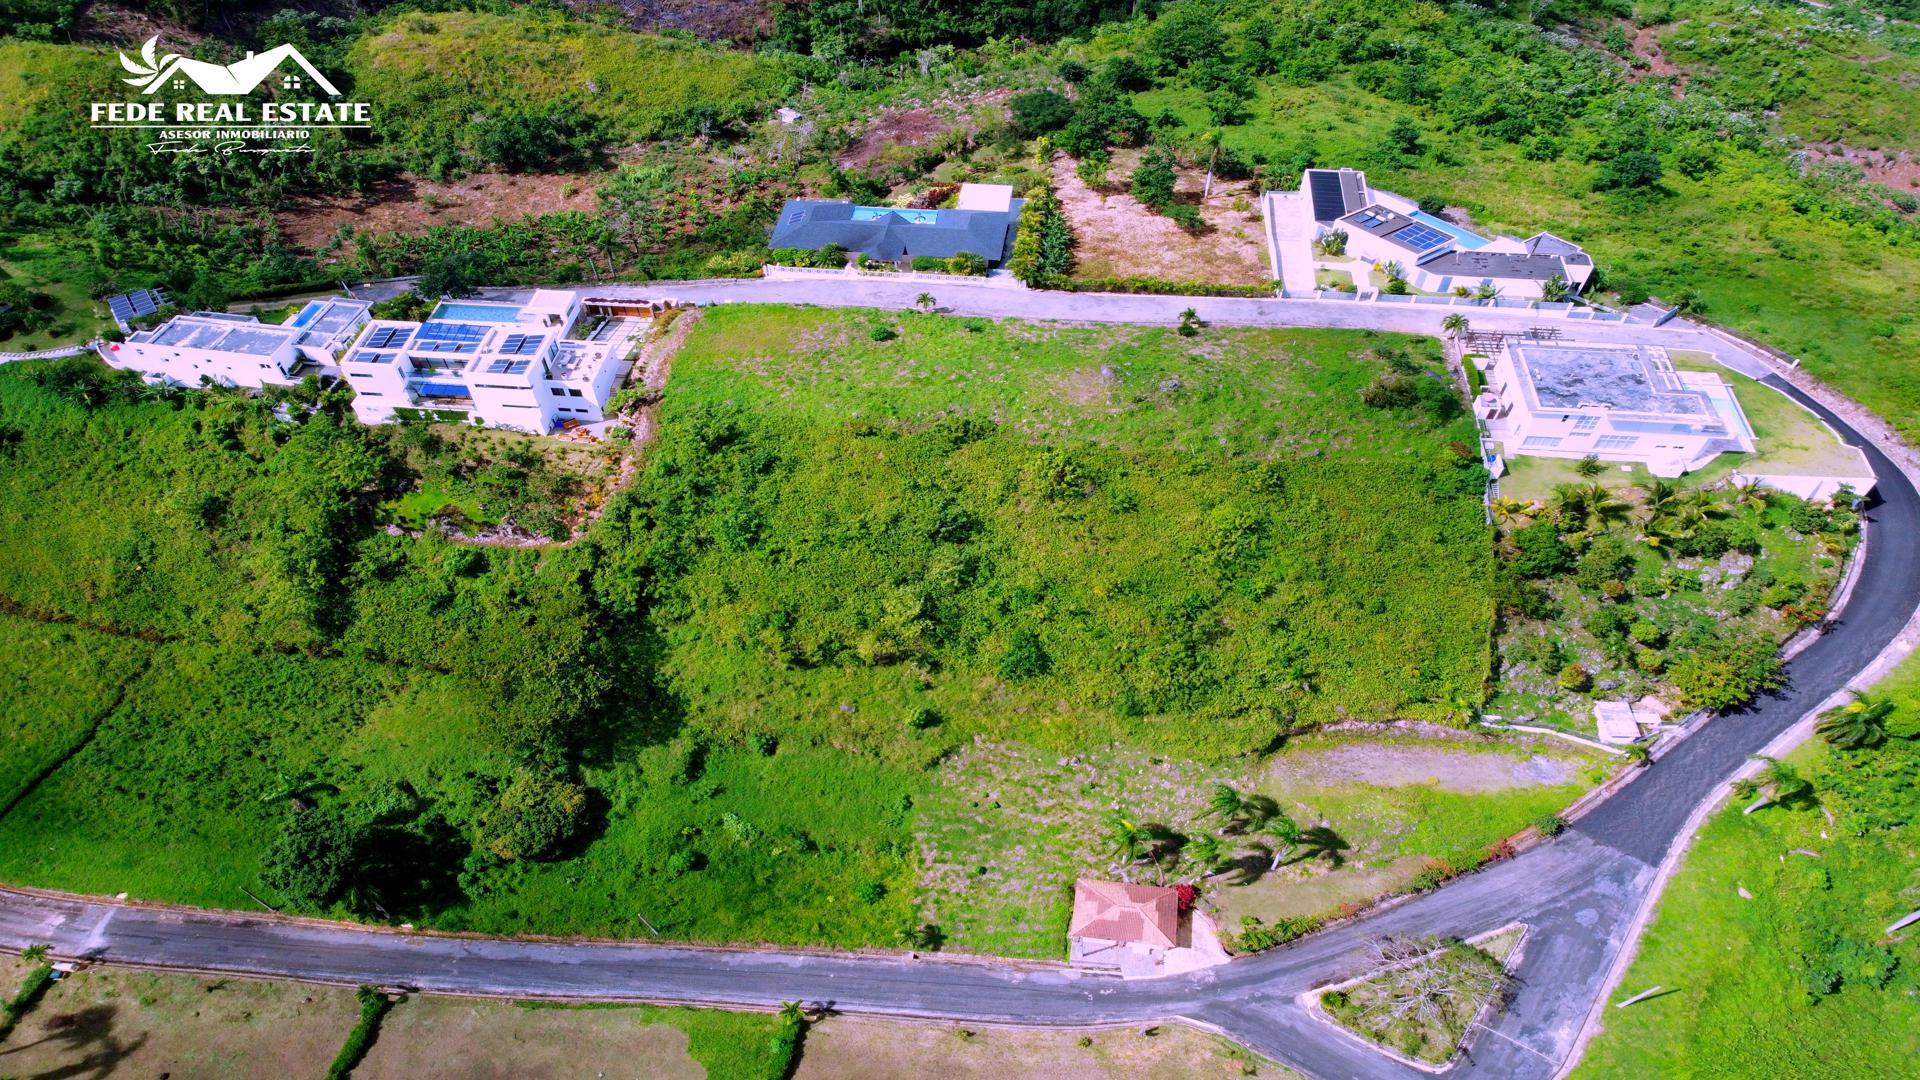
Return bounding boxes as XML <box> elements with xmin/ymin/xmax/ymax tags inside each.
<box><xmin>119</xmin><ymin>35</ymin><xmax>340</xmax><ymax>97</ymax></box>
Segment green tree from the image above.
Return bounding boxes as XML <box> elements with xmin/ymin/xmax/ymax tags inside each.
<box><xmin>915</xmin><ymin>292</ymin><xmax>936</xmax><ymax>313</ymax></box>
<box><xmin>262</xmin><ymin>808</ymin><xmax>360</xmax><ymax>908</ymax></box>
<box><xmin>1441</xmin><ymin>313</ymin><xmax>1468</xmax><ymax>339</ymax></box>
<box><xmin>1075</xmin><ymin>149</ymin><xmax>1111</xmax><ymax>190</ymax></box>
<box><xmin>1594</xmin><ymin>151</ymin><xmax>1664</xmax><ymax>192</ymax></box>
<box><xmin>1541</xmin><ymin>273</ymin><xmax>1569</xmax><ymax>302</ymax></box>
<box><xmin>1103</xmin><ymin>810</ymin><xmax>1153</xmax><ymax>866</ymax></box>
<box><xmin>483</xmin><ymin>770</ymin><xmax>591</xmax><ymax>861</ymax></box>
<box><xmin>1006</xmin><ymin>183</ymin><xmax>1075</xmax><ymax>286</ymax></box>
<box><xmin>1574</xmin><ymin>454</ymin><xmax>1605</xmax><ymax>478</ymax></box>
<box><xmin>1130</xmin><ymin>147</ymin><xmax>1179</xmax><ymax>212</ymax></box>
<box><xmin>418</xmin><ymin>250</ymin><xmax>486</xmax><ymax>299</ymax></box>
<box><xmin>1009</xmin><ymin>89</ymin><xmax>1075</xmax><ymax>137</ymax></box>
<box><xmin>1732</xmin><ymin>755</ymin><xmax>1813</xmax><ymax>813</ymax></box>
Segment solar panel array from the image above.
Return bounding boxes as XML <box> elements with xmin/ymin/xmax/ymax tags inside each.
<box><xmin>1387</xmin><ymin>222</ymin><xmax>1452</xmax><ymax>250</ymax></box>
<box><xmin>352</xmin><ymin>351</ymin><xmax>398</xmax><ymax>365</ymax></box>
<box><xmin>1350</xmin><ymin>207</ymin><xmax>1392</xmax><ymax>229</ymax></box>
<box><xmin>1307</xmin><ymin>172</ymin><xmax>1348</xmax><ymax>222</ymax></box>
<box><xmin>498</xmin><ymin>334</ymin><xmax>544</xmax><ymax>355</ymax></box>
<box><xmin>107</xmin><ymin>289</ymin><xmax>167</xmax><ymax>323</ymax></box>
<box><xmin>414</xmin><ymin>321</ymin><xmax>485</xmax><ymax>353</ymax></box>
<box><xmin>486</xmin><ymin>358</ymin><xmax>532</xmax><ymax>375</ymax></box>
<box><xmin>363</xmin><ymin>325</ymin><xmax>412</xmax><ymax>349</ymax></box>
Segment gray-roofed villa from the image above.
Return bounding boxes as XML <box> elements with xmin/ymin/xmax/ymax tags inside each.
<box><xmin>769</xmin><ymin>183</ymin><xmax>1024</xmax><ymax>267</ymax></box>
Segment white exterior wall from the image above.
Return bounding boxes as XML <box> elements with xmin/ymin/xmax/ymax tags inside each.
<box><xmin>108</xmin><ymin>326</ymin><xmax>297</xmax><ymax>389</ymax></box>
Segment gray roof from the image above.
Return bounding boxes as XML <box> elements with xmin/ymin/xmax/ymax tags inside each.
<box><xmin>1339</xmin><ymin>205</ymin><xmax>1450</xmax><ymax>254</ymax></box>
<box><xmin>1523</xmin><ymin>232</ymin><xmax>1583</xmax><ymax>258</ymax></box>
<box><xmin>1419</xmin><ymin>250</ymin><xmax>1570</xmax><ymax>282</ymax></box>
<box><xmin>1512</xmin><ymin>344</ymin><xmax>1712</xmax><ymax>418</ymax></box>
<box><xmin>768</xmin><ymin>200</ymin><xmax>1024</xmax><ymax>263</ymax></box>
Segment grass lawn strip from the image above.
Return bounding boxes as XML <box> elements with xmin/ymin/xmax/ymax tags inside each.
<box><xmin>1314</xmin><ymin>923</ymin><xmax>1525</xmax><ymax>1068</ymax></box>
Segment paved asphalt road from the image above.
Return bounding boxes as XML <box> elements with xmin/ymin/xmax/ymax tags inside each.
<box><xmin>4</xmin><ymin>288</ymin><xmax>1917</xmax><ymax>1079</ymax></box>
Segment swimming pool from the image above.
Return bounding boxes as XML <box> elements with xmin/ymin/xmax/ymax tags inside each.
<box><xmin>431</xmin><ymin>301</ymin><xmax>523</xmax><ymax>322</ymax></box>
<box><xmin>1705</xmin><ymin>385</ymin><xmax>1755</xmax><ymax>439</ymax></box>
<box><xmin>1408</xmin><ymin>210</ymin><xmax>1490</xmax><ymax>250</ymax></box>
<box><xmin>850</xmin><ymin>206</ymin><xmax>940</xmax><ymax>224</ymax></box>
<box><xmin>287</xmin><ymin>301</ymin><xmax>321</xmax><ymax>328</ymax></box>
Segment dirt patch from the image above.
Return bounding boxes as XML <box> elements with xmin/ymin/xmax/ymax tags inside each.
<box><xmin>76</xmin><ymin>2</ymin><xmax>211</xmax><ymax>47</ymax></box>
<box><xmin>795</xmin><ymin>1016</ymin><xmax>1284</xmax><ymax>1080</ymax></box>
<box><xmin>0</xmin><ymin>967</ymin><xmax>360</xmax><ymax>1079</ymax></box>
<box><xmin>1805</xmin><ymin>142</ymin><xmax>1920</xmax><ymax>195</ymax></box>
<box><xmin>276</xmin><ymin>171</ymin><xmax>600</xmax><ymax>252</ymax></box>
<box><xmin>1051</xmin><ymin>151</ymin><xmax>1270</xmax><ymax>285</ymax></box>
<box><xmin>1627</xmin><ymin>23</ymin><xmax>1689</xmax><ymax>97</ymax></box>
<box><xmin>356</xmin><ymin>998</ymin><xmax>703</xmax><ymax>1080</ymax></box>
<box><xmin>593</xmin><ymin>0</ymin><xmax>774</xmax><ymax>42</ymax></box>
<box><xmin>1266</xmin><ymin>743</ymin><xmax>1577</xmax><ymax>793</ymax></box>
<box><xmin>839</xmin><ymin>108</ymin><xmax>955</xmax><ymax>172</ymax></box>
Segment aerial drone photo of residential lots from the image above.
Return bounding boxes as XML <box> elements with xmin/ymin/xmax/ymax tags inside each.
<box><xmin>4</xmin><ymin>2</ymin><xmax>1920</xmax><ymax>1078</ymax></box>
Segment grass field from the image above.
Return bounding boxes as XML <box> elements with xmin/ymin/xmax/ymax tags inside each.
<box><xmin>1573</xmin><ymin>656</ymin><xmax>1920</xmax><ymax>1077</ymax></box>
<box><xmin>1667</xmin><ymin>352</ymin><xmax>1875</xmax><ymax>486</ymax></box>
<box><xmin>0</xmin><ymin>616</ymin><xmax>149</xmax><ymax>811</ymax></box>
<box><xmin>795</xmin><ymin>1016</ymin><xmax>1291</xmax><ymax>1079</ymax></box>
<box><xmin>628</xmin><ymin>305</ymin><xmax>1494</xmax><ymax>761</ymax></box>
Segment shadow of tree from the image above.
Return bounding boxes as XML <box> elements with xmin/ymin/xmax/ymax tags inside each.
<box><xmin>0</xmin><ymin>1004</ymin><xmax>151</xmax><ymax>1080</ymax></box>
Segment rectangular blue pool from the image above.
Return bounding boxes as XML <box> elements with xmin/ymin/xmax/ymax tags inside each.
<box><xmin>431</xmin><ymin>301</ymin><xmax>523</xmax><ymax>322</ymax></box>
<box><xmin>1409</xmin><ymin>210</ymin><xmax>1490</xmax><ymax>250</ymax></box>
<box><xmin>850</xmin><ymin>206</ymin><xmax>940</xmax><ymax>224</ymax></box>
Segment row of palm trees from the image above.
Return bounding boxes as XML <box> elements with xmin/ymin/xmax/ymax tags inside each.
<box><xmin>1490</xmin><ymin>476</ymin><xmax>1767</xmax><ymax>546</ymax></box>
<box><xmin>1101</xmin><ymin>784</ymin><xmax>1349</xmax><ymax>882</ymax></box>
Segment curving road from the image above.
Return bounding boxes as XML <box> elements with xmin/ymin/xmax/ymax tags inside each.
<box><xmin>4</xmin><ymin>294</ymin><xmax>1918</xmax><ymax>1080</ymax></box>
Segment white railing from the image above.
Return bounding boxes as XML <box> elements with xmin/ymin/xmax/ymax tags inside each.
<box><xmin>0</xmin><ymin>343</ymin><xmax>89</xmax><ymax>363</ymax></box>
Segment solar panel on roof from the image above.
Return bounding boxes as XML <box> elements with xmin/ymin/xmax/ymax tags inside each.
<box><xmin>1307</xmin><ymin>172</ymin><xmax>1348</xmax><ymax>222</ymax></box>
<box><xmin>1388</xmin><ymin>222</ymin><xmax>1451</xmax><ymax>249</ymax></box>
<box><xmin>363</xmin><ymin>325</ymin><xmax>412</xmax><ymax>349</ymax></box>
<box><xmin>497</xmin><ymin>334</ymin><xmax>543</xmax><ymax>355</ymax></box>
<box><xmin>107</xmin><ymin>289</ymin><xmax>165</xmax><ymax>322</ymax></box>
<box><xmin>485</xmin><ymin>358</ymin><xmax>531</xmax><ymax>375</ymax></box>
<box><xmin>416</xmin><ymin>321</ymin><xmax>486</xmax><ymax>342</ymax></box>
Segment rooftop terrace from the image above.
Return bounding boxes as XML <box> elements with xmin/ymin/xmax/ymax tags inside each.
<box><xmin>1511</xmin><ymin>344</ymin><xmax>1713</xmax><ymax>418</ymax></box>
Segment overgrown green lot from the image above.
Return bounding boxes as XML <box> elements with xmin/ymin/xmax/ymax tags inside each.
<box><xmin>617</xmin><ymin>305</ymin><xmax>1494</xmax><ymax>757</ymax></box>
<box><xmin>1572</xmin><ymin>664</ymin><xmax>1920</xmax><ymax>1077</ymax></box>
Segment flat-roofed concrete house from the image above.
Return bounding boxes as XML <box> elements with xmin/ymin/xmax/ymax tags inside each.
<box><xmin>104</xmin><ymin>297</ymin><xmax>370</xmax><ymax>389</ymax></box>
<box><xmin>768</xmin><ymin>182</ymin><xmax>1024</xmax><ymax>267</ymax></box>
<box><xmin>1474</xmin><ymin>341</ymin><xmax>1755</xmax><ymax>477</ymax></box>
<box><xmin>1068</xmin><ymin>879</ymin><xmax>1179</xmax><ymax>974</ymax></box>
<box><xmin>1295</xmin><ymin>167</ymin><xmax>1594</xmax><ymax>298</ymax></box>
<box><xmin>339</xmin><ymin>290</ymin><xmax>640</xmax><ymax>433</ymax></box>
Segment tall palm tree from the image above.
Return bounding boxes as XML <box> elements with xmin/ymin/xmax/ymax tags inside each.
<box><xmin>1639</xmin><ymin>479</ymin><xmax>1681</xmax><ymax>521</ymax></box>
<box><xmin>1186</xmin><ymin>834</ymin><xmax>1227</xmax><ymax>876</ymax></box>
<box><xmin>1814</xmin><ymin>690</ymin><xmax>1893</xmax><ymax>750</ymax></box>
<box><xmin>1442</xmin><ymin>313</ymin><xmax>1469</xmax><ymax>339</ymax></box>
<box><xmin>1258</xmin><ymin>813</ymin><xmax>1301</xmax><ymax>870</ymax></box>
<box><xmin>1206</xmin><ymin>783</ymin><xmax>1245</xmax><ymax>825</ymax></box>
<box><xmin>915</xmin><ymin>292</ymin><xmax>935</xmax><ymax>313</ymax></box>
<box><xmin>1732</xmin><ymin>755</ymin><xmax>1812</xmax><ymax>814</ymax></box>
<box><xmin>1553</xmin><ymin>483</ymin><xmax>1628</xmax><ymax>536</ymax></box>
<box><xmin>1541</xmin><ymin>272</ymin><xmax>1569</xmax><ymax>303</ymax></box>
<box><xmin>1102</xmin><ymin>811</ymin><xmax>1153</xmax><ymax>865</ymax></box>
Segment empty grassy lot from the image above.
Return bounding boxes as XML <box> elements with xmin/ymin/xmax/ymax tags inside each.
<box><xmin>1573</xmin><ymin>655</ymin><xmax>1920</xmax><ymax>1077</ymax></box>
<box><xmin>795</xmin><ymin>1016</ymin><xmax>1291</xmax><ymax>1079</ymax></box>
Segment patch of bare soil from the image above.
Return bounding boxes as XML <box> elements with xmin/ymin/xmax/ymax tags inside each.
<box><xmin>1051</xmin><ymin>151</ymin><xmax>1270</xmax><ymax>285</ymax></box>
<box><xmin>76</xmin><ymin>2</ymin><xmax>210</xmax><ymax>47</ymax></box>
<box><xmin>1266</xmin><ymin>743</ymin><xmax>1575</xmax><ymax>793</ymax></box>
<box><xmin>1623</xmin><ymin>23</ymin><xmax>1689</xmax><ymax>97</ymax></box>
<box><xmin>589</xmin><ymin>0</ymin><xmax>773</xmax><ymax>42</ymax></box>
<box><xmin>838</xmin><ymin>108</ymin><xmax>955</xmax><ymax>172</ymax></box>
<box><xmin>1806</xmin><ymin>142</ymin><xmax>1920</xmax><ymax>195</ymax></box>
<box><xmin>275</xmin><ymin>171</ymin><xmax>600</xmax><ymax>252</ymax></box>
<box><xmin>795</xmin><ymin>1017</ymin><xmax>1269</xmax><ymax>1080</ymax></box>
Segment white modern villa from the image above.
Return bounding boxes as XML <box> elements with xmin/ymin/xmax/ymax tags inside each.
<box><xmin>1266</xmin><ymin>168</ymin><xmax>1594</xmax><ymax>299</ymax></box>
<box><xmin>105</xmin><ymin>297</ymin><xmax>371</xmax><ymax>389</ymax></box>
<box><xmin>1473</xmin><ymin>341</ymin><xmax>1754</xmax><ymax>477</ymax></box>
<box><xmin>340</xmin><ymin>290</ymin><xmax>634</xmax><ymax>433</ymax></box>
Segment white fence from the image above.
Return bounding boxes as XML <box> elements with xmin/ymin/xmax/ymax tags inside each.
<box><xmin>0</xmin><ymin>343</ymin><xmax>88</xmax><ymax>364</ymax></box>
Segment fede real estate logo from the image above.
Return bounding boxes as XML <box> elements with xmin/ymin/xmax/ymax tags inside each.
<box><xmin>89</xmin><ymin>36</ymin><xmax>373</xmax><ymax>156</ymax></box>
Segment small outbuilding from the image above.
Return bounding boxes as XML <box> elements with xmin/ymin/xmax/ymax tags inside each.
<box><xmin>1068</xmin><ymin>879</ymin><xmax>1180</xmax><ymax>974</ymax></box>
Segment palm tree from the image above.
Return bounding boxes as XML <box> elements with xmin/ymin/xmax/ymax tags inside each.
<box><xmin>1814</xmin><ymin>690</ymin><xmax>1893</xmax><ymax>750</ymax></box>
<box><xmin>1541</xmin><ymin>272</ymin><xmax>1569</xmax><ymax>303</ymax></box>
<box><xmin>1731</xmin><ymin>755</ymin><xmax>1812</xmax><ymax>814</ymax></box>
<box><xmin>1207</xmin><ymin>783</ymin><xmax>1245</xmax><ymax>824</ymax></box>
<box><xmin>1489</xmin><ymin>495</ymin><xmax>1533</xmax><ymax>527</ymax></box>
<box><xmin>779</xmin><ymin>1001</ymin><xmax>807</xmax><ymax>1025</ymax></box>
<box><xmin>1186</xmin><ymin>834</ymin><xmax>1227</xmax><ymax>876</ymax></box>
<box><xmin>1726</xmin><ymin>478</ymin><xmax>1770</xmax><ymax>513</ymax></box>
<box><xmin>1552</xmin><ymin>483</ymin><xmax>1628</xmax><ymax>536</ymax></box>
<box><xmin>1640</xmin><ymin>479</ymin><xmax>1681</xmax><ymax>519</ymax></box>
<box><xmin>915</xmin><ymin>292</ymin><xmax>936</xmax><ymax>313</ymax></box>
<box><xmin>1258</xmin><ymin>813</ymin><xmax>1301</xmax><ymax>870</ymax></box>
<box><xmin>1474</xmin><ymin>283</ymin><xmax>1501</xmax><ymax>301</ymax></box>
<box><xmin>1574</xmin><ymin>454</ymin><xmax>1606</xmax><ymax>478</ymax></box>
<box><xmin>1441</xmin><ymin>313</ymin><xmax>1469</xmax><ymax>339</ymax></box>
<box><xmin>1200</xmin><ymin>127</ymin><xmax>1225</xmax><ymax>198</ymax></box>
<box><xmin>1102</xmin><ymin>811</ymin><xmax>1153</xmax><ymax>865</ymax></box>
